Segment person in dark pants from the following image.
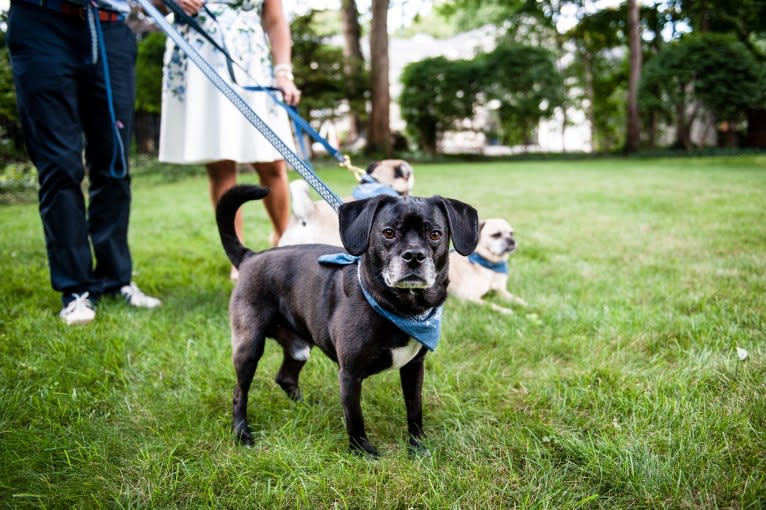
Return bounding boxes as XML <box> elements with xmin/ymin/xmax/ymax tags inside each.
<box><xmin>7</xmin><ymin>0</ymin><xmax>161</xmax><ymax>325</ymax></box>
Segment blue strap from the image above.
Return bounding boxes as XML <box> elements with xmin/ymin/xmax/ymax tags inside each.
<box><xmin>90</xmin><ymin>2</ymin><xmax>128</xmax><ymax>179</ymax></box>
<box><xmin>352</xmin><ymin>174</ymin><xmax>400</xmax><ymax>200</ymax></box>
<box><xmin>317</xmin><ymin>253</ymin><xmax>442</xmax><ymax>351</ymax></box>
<box><xmin>292</xmin><ymin>117</ymin><xmax>311</xmax><ymax>165</ymax></box>
<box><xmin>467</xmin><ymin>252</ymin><xmax>509</xmax><ymax>274</ymax></box>
<box><xmin>317</xmin><ymin>253</ymin><xmax>360</xmax><ymax>265</ymax></box>
<box><xmin>242</xmin><ymin>86</ymin><xmax>345</xmax><ymax>164</ymax></box>
<box><xmin>135</xmin><ymin>0</ymin><xmax>344</xmax><ymax>211</ymax></box>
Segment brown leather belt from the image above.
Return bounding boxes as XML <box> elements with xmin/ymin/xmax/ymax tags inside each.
<box><xmin>58</xmin><ymin>1</ymin><xmax>126</xmax><ymax>22</ymax></box>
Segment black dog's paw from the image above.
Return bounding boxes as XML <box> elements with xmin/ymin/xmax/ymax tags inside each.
<box><xmin>349</xmin><ymin>438</ymin><xmax>380</xmax><ymax>458</ymax></box>
<box><xmin>233</xmin><ymin>420</ymin><xmax>254</xmax><ymax>447</ymax></box>
<box><xmin>284</xmin><ymin>385</ymin><xmax>304</xmax><ymax>402</ymax></box>
<box><xmin>276</xmin><ymin>379</ymin><xmax>304</xmax><ymax>402</ymax></box>
<box><xmin>407</xmin><ymin>436</ymin><xmax>431</xmax><ymax>457</ymax></box>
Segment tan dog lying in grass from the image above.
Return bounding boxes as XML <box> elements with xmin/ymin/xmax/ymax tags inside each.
<box><xmin>278</xmin><ymin>160</ymin><xmax>415</xmax><ymax>247</ymax></box>
<box><xmin>448</xmin><ymin>218</ymin><xmax>527</xmax><ymax>314</ymax></box>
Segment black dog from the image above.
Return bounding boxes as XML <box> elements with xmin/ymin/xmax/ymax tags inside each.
<box><xmin>216</xmin><ymin>185</ymin><xmax>478</xmax><ymax>456</ymax></box>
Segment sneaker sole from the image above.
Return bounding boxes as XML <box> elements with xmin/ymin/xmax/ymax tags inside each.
<box><xmin>61</xmin><ymin>315</ymin><xmax>95</xmax><ymax>325</ymax></box>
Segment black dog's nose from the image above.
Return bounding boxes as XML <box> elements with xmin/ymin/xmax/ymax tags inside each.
<box><xmin>402</xmin><ymin>249</ymin><xmax>426</xmax><ymax>264</ymax></box>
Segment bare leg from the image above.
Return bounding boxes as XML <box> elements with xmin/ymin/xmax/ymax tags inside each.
<box><xmin>207</xmin><ymin>160</ymin><xmax>241</xmax><ymax>279</ymax></box>
<box><xmin>206</xmin><ymin>160</ymin><xmax>243</xmax><ymax>242</ymax></box>
<box><xmin>253</xmin><ymin>160</ymin><xmax>289</xmax><ymax>246</ymax></box>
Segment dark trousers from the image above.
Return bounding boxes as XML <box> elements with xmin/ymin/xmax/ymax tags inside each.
<box><xmin>8</xmin><ymin>1</ymin><xmax>137</xmax><ymax>304</ymax></box>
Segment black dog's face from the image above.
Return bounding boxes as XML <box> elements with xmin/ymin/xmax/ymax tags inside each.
<box><xmin>372</xmin><ymin>200</ymin><xmax>448</xmax><ymax>289</ymax></box>
<box><xmin>339</xmin><ymin>194</ymin><xmax>479</xmax><ymax>295</ymax></box>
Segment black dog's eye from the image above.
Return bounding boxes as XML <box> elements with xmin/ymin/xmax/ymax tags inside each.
<box><xmin>382</xmin><ymin>228</ymin><xmax>396</xmax><ymax>240</ymax></box>
<box><xmin>430</xmin><ymin>230</ymin><xmax>443</xmax><ymax>241</ymax></box>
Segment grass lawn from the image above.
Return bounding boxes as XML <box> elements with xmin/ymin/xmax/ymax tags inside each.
<box><xmin>1</xmin><ymin>155</ymin><xmax>764</xmax><ymax>509</ymax></box>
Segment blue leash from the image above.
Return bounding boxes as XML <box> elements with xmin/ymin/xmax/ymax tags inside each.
<box><xmin>135</xmin><ymin>0</ymin><xmax>345</xmax><ymax>211</ymax></box>
<box><xmin>242</xmin><ymin>85</ymin><xmax>343</xmax><ymax>167</ymax></box>
<box><xmin>88</xmin><ymin>1</ymin><xmax>128</xmax><ymax>179</ymax></box>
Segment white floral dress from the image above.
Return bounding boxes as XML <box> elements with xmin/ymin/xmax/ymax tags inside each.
<box><xmin>158</xmin><ymin>0</ymin><xmax>295</xmax><ymax>164</ymax></box>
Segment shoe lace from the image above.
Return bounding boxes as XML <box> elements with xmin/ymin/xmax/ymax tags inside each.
<box><xmin>67</xmin><ymin>292</ymin><xmax>94</xmax><ymax>311</ymax></box>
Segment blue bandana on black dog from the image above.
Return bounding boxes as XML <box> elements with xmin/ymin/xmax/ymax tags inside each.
<box><xmin>467</xmin><ymin>252</ymin><xmax>508</xmax><ymax>274</ymax></box>
<box><xmin>317</xmin><ymin>253</ymin><xmax>442</xmax><ymax>351</ymax></box>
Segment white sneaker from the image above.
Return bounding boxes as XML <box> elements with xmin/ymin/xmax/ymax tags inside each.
<box><xmin>119</xmin><ymin>282</ymin><xmax>161</xmax><ymax>309</ymax></box>
<box><xmin>60</xmin><ymin>292</ymin><xmax>96</xmax><ymax>325</ymax></box>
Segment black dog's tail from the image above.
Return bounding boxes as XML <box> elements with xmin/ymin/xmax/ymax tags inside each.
<box><xmin>215</xmin><ymin>185</ymin><xmax>270</xmax><ymax>268</ymax></box>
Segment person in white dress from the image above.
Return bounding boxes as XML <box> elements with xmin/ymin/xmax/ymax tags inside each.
<box><xmin>159</xmin><ymin>0</ymin><xmax>300</xmax><ymax>277</ymax></box>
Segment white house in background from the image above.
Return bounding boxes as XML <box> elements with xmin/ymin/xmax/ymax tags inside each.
<box><xmin>323</xmin><ymin>25</ymin><xmax>594</xmax><ymax>154</ymax></box>
<box><xmin>385</xmin><ymin>28</ymin><xmax>592</xmax><ymax>154</ymax></box>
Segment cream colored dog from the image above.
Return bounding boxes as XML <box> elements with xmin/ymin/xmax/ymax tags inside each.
<box><xmin>278</xmin><ymin>160</ymin><xmax>415</xmax><ymax>247</ymax></box>
<box><xmin>448</xmin><ymin>218</ymin><xmax>527</xmax><ymax>314</ymax></box>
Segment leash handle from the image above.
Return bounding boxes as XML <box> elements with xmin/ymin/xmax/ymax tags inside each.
<box><xmin>136</xmin><ymin>0</ymin><xmax>344</xmax><ymax>211</ymax></box>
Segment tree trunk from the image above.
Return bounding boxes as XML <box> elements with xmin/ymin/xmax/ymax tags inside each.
<box><xmin>133</xmin><ymin>110</ymin><xmax>159</xmax><ymax>155</ymax></box>
<box><xmin>581</xmin><ymin>48</ymin><xmax>596</xmax><ymax>151</ymax></box>
<box><xmin>625</xmin><ymin>0</ymin><xmax>642</xmax><ymax>153</ymax></box>
<box><xmin>648</xmin><ymin>110</ymin><xmax>658</xmax><ymax>149</ymax></box>
<box><xmin>747</xmin><ymin>107</ymin><xmax>766</xmax><ymax>148</ymax></box>
<box><xmin>676</xmin><ymin>101</ymin><xmax>692</xmax><ymax>150</ymax></box>
<box><xmin>341</xmin><ymin>0</ymin><xmax>364</xmax><ymax>145</ymax></box>
<box><xmin>368</xmin><ymin>0</ymin><xmax>391</xmax><ymax>156</ymax></box>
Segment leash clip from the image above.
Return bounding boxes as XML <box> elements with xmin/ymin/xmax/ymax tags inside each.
<box><xmin>340</xmin><ymin>155</ymin><xmax>366</xmax><ymax>182</ymax></box>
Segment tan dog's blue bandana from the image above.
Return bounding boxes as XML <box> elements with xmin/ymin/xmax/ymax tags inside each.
<box><xmin>351</xmin><ymin>174</ymin><xmax>401</xmax><ymax>200</ymax></box>
<box><xmin>317</xmin><ymin>253</ymin><xmax>442</xmax><ymax>351</ymax></box>
<box><xmin>467</xmin><ymin>252</ymin><xmax>508</xmax><ymax>274</ymax></box>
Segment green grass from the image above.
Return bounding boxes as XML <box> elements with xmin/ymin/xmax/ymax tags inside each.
<box><xmin>1</xmin><ymin>155</ymin><xmax>764</xmax><ymax>509</ymax></box>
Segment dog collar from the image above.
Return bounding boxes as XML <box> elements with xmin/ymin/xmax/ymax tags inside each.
<box><xmin>467</xmin><ymin>252</ymin><xmax>508</xmax><ymax>274</ymax></box>
<box><xmin>317</xmin><ymin>253</ymin><xmax>442</xmax><ymax>351</ymax></box>
<box><xmin>351</xmin><ymin>174</ymin><xmax>401</xmax><ymax>201</ymax></box>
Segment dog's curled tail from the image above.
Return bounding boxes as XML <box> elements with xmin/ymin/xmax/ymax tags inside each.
<box><xmin>216</xmin><ymin>185</ymin><xmax>270</xmax><ymax>268</ymax></box>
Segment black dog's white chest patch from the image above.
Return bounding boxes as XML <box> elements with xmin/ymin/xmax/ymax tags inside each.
<box><xmin>389</xmin><ymin>338</ymin><xmax>421</xmax><ymax>369</ymax></box>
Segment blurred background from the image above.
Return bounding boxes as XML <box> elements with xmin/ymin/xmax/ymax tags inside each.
<box><xmin>1</xmin><ymin>0</ymin><xmax>764</xmax><ymax>166</ymax></box>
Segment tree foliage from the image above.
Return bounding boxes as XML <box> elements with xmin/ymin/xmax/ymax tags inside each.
<box><xmin>437</xmin><ymin>0</ymin><xmax>521</xmax><ymax>33</ymax></box>
<box><xmin>400</xmin><ymin>43</ymin><xmax>563</xmax><ymax>153</ymax></box>
<box><xmin>479</xmin><ymin>42</ymin><xmax>564</xmax><ymax>145</ymax></box>
<box><xmin>640</xmin><ymin>32</ymin><xmax>765</xmax><ymax>146</ymax></box>
<box><xmin>400</xmin><ymin>57</ymin><xmax>480</xmax><ymax>153</ymax></box>
<box><xmin>135</xmin><ymin>31</ymin><xmax>166</xmax><ymax>115</ymax></box>
<box><xmin>665</xmin><ymin>0</ymin><xmax>766</xmax><ymax>56</ymax></box>
<box><xmin>564</xmin><ymin>6</ymin><xmax>628</xmax><ymax>151</ymax></box>
<box><xmin>291</xmin><ymin>10</ymin><xmax>358</xmax><ymax>122</ymax></box>
<box><xmin>0</xmin><ymin>28</ymin><xmax>26</xmax><ymax>160</ymax></box>
<box><xmin>2</xmin><ymin>0</ymin><xmax>766</xmax><ymax>160</ymax></box>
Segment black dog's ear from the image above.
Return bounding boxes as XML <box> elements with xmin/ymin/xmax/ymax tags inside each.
<box><xmin>339</xmin><ymin>195</ymin><xmax>393</xmax><ymax>255</ymax></box>
<box><xmin>435</xmin><ymin>196</ymin><xmax>479</xmax><ymax>256</ymax></box>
